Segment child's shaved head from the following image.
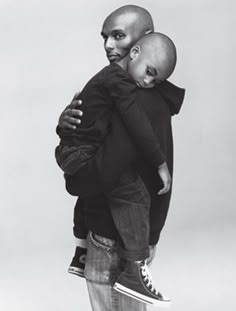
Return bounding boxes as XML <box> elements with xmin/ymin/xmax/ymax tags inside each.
<box><xmin>136</xmin><ymin>32</ymin><xmax>177</xmax><ymax>80</ymax></box>
<box><xmin>123</xmin><ymin>32</ymin><xmax>177</xmax><ymax>88</ymax></box>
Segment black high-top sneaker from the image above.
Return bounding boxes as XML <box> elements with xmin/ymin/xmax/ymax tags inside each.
<box><xmin>68</xmin><ymin>247</ymin><xmax>87</xmax><ymax>278</ymax></box>
<box><xmin>113</xmin><ymin>261</ymin><xmax>171</xmax><ymax>307</ymax></box>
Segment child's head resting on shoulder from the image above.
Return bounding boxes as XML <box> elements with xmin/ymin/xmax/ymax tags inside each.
<box><xmin>125</xmin><ymin>32</ymin><xmax>177</xmax><ymax>88</ymax></box>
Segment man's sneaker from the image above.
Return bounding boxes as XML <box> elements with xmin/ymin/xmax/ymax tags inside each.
<box><xmin>113</xmin><ymin>261</ymin><xmax>171</xmax><ymax>307</ymax></box>
<box><xmin>68</xmin><ymin>247</ymin><xmax>87</xmax><ymax>278</ymax></box>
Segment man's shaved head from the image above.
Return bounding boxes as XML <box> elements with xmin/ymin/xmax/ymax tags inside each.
<box><xmin>101</xmin><ymin>5</ymin><xmax>155</xmax><ymax>62</ymax></box>
<box><xmin>104</xmin><ymin>5</ymin><xmax>154</xmax><ymax>37</ymax></box>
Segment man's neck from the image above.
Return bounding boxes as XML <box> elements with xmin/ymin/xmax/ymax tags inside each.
<box><xmin>115</xmin><ymin>55</ymin><xmax>129</xmax><ymax>71</ymax></box>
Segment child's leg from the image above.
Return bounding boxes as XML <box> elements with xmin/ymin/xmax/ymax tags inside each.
<box><xmin>107</xmin><ymin>168</ymin><xmax>150</xmax><ymax>262</ymax></box>
<box><xmin>68</xmin><ymin>199</ymin><xmax>88</xmax><ymax>278</ymax></box>
<box><xmin>55</xmin><ymin>144</ymin><xmax>98</xmax><ymax>176</ymax></box>
<box><xmin>106</xmin><ymin>169</ymin><xmax>171</xmax><ymax>307</ymax></box>
<box><xmin>55</xmin><ymin>144</ymin><xmax>96</xmax><ymax>277</ymax></box>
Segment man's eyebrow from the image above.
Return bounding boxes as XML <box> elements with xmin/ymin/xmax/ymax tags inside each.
<box><xmin>111</xmin><ymin>28</ymin><xmax>125</xmax><ymax>33</ymax></box>
<box><xmin>101</xmin><ymin>29</ymin><xmax>126</xmax><ymax>37</ymax></box>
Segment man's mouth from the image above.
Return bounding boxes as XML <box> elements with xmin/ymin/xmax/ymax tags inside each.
<box><xmin>107</xmin><ymin>54</ymin><xmax>119</xmax><ymax>61</ymax></box>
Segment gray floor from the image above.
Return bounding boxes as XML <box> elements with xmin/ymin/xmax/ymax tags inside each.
<box><xmin>1</xmin><ymin>225</ymin><xmax>234</xmax><ymax>311</ymax></box>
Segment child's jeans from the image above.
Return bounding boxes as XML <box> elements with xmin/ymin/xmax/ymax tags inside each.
<box><xmin>85</xmin><ymin>232</ymin><xmax>156</xmax><ymax>311</ymax></box>
<box><xmin>57</xmin><ymin>144</ymin><xmax>151</xmax><ymax>261</ymax></box>
<box><xmin>107</xmin><ymin>168</ymin><xmax>150</xmax><ymax>261</ymax></box>
<box><xmin>55</xmin><ymin>144</ymin><xmax>98</xmax><ymax>176</ymax></box>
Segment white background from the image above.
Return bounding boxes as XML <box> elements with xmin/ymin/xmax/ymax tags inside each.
<box><xmin>1</xmin><ymin>0</ymin><xmax>235</xmax><ymax>310</ymax></box>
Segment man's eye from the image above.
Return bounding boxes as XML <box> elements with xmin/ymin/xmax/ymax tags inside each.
<box><xmin>101</xmin><ymin>35</ymin><xmax>108</xmax><ymax>42</ymax></box>
<box><xmin>114</xmin><ymin>33</ymin><xmax>125</xmax><ymax>40</ymax></box>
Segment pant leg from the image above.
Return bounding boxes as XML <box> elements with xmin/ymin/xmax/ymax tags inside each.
<box><xmin>73</xmin><ymin>198</ymin><xmax>88</xmax><ymax>239</ymax></box>
<box><xmin>55</xmin><ymin>144</ymin><xmax>97</xmax><ymax>175</ymax></box>
<box><xmin>86</xmin><ymin>281</ymin><xmax>147</xmax><ymax>311</ymax></box>
<box><xmin>107</xmin><ymin>169</ymin><xmax>150</xmax><ymax>261</ymax></box>
<box><xmin>84</xmin><ymin>232</ymin><xmax>147</xmax><ymax>311</ymax></box>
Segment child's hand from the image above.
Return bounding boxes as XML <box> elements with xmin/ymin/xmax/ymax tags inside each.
<box><xmin>157</xmin><ymin>162</ymin><xmax>172</xmax><ymax>195</ymax></box>
<box><xmin>58</xmin><ymin>92</ymin><xmax>83</xmax><ymax>130</ymax></box>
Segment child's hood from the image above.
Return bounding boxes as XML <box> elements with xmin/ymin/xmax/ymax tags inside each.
<box><xmin>157</xmin><ymin>81</ymin><xmax>185</xmax><ymax>116</ymax></box>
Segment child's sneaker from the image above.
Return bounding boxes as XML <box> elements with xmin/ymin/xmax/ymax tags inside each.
<box><xmin>113</xmin><ymin>261</ymin><xmax>171</xmax><ymax>307</ymax></box>
<box><xmin>68</xmin><ymin>247</ymin><xmax>87</xmax><ymax>278</ymax></box>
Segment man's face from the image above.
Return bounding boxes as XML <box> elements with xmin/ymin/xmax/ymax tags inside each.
<box><xmin>101</xmin><ymin>13</ymin><xmax>142</xmax><ymax>63</ymax></box>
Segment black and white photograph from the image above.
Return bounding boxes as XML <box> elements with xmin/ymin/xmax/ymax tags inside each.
<box><xmin>1</xmin><ymin>0</ymin><xmax>235</xmax><ymax>310</ymax></box>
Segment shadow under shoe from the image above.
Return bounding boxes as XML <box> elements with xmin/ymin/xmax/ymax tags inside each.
<box><xmin>113</xmin><ymin>261</ymin><xmax>171</xmax><ymax>307</ymax></box>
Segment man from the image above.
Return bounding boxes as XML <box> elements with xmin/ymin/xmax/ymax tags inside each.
<box><xmin>57</xmin><ymin>5</ymin><xmax>185</xmax><ymax>311</ymax></box>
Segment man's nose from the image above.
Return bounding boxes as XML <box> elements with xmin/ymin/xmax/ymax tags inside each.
<box><xmin>104</xmin><ymin>37</ymin><xmax>114</xmax><ymax>51</ymax></box>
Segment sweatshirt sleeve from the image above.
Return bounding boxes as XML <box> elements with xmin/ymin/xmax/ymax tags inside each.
<box><xmin>105</xmin><ymin>65</ymin><xmax>165</xmax><ymax>167</ymax></box>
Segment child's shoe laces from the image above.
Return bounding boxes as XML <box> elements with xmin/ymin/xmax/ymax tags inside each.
<box><xmin>140</xmin><ymin>261</ymin><xmax>159</xmax><ymax>294</ymax></box>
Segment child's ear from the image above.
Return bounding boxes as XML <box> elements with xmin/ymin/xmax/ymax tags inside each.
<box><xmin>129</xmin><ymin>45</ymin><xmax>140</xmax><ymax>60</ymax></box>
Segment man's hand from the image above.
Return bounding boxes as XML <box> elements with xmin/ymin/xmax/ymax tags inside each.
<box><xmin>157</xmin><ymin>162</ymin><xmax>172</xmax><ymax>195</ymax></box>
<box><xmin>58</xmin><ymin>92</ymin><xmax>83</xmax><ymax>130</ymax></box>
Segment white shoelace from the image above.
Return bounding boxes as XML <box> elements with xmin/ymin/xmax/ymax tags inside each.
<box><xmin>140</xmin><ymin>262</ymin><xmax>159</xmax><ymax>294</ymax></box>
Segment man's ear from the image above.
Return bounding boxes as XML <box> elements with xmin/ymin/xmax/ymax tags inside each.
<box><xmin>129</xmin><ymin>45</ymin><xmax>140</xmax><ymax>60</ymax></box>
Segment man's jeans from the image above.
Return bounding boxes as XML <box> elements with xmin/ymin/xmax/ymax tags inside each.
<box><xmin>84</xmin><ymin>232</ymin><xmax>156</xmax><ymax>311</ymax></box>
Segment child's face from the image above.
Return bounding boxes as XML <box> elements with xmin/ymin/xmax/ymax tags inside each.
<box><xmin>101</xmin><ymin>14</ymin><xmax>143</xmax><ymax>63</ymax></box>
<box><xmin>127</xmin><ymin>47</ymin><xmax>166</xmax><ymax>88</ymax></box>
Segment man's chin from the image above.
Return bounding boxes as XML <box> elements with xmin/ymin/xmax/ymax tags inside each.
<box><xmin>107</xmin><ymin>56</ymin><xmax>119</xmax><ymax>63</ymax></box>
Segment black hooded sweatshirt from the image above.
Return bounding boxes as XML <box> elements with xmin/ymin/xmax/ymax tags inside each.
<box><xmin>66</xmin><ymin>80</ymin><xmax>185</xmax><ymax>245</ymax></box>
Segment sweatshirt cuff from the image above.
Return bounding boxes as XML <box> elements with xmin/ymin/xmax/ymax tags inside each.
<box><xmin>150</xmin><ymin>149</ymin><xmax>166</xmax><ymax>167</ymax></box>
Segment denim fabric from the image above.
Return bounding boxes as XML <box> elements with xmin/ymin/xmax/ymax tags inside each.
<box><xmin>55</xmin><ymin>144</ymin><xmax>98</xmax><ymax>175</ymax></box>
<box><xmin>84</xmin><ymin>232</ymin><xmax>149</xmax><ymax>311</ymax></box>
<box><xmin>107</xmin><ymin>169</ymin><xmax>150</xmax><ymax>261</ymax></box>
<box><xmin>73</xmin><ymin>164</ymin><xmax>151</xmax><ymax>261</ymax></box>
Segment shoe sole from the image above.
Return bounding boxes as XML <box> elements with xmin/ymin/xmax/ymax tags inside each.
<box><xmin>113</xmin><ymin>282</ymin><xmax>171</xmax><ymax>307</ymax></box>
<box><xmin>68</xmin><ymin>266</ymin><xmax>85</xmax><ymax>278</ymax></box>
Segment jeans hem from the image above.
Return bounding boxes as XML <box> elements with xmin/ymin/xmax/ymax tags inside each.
<box><xmin>90</xmin><ymin>232</ymin><xmax>115</xmax><ymax>252</ymax></box>
<box><xmin>117</xmin><ymin>245</ymin><xmax>150</xmax><ymax>261</ymax></box>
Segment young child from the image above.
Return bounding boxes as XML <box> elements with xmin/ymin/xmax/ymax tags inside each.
<box><xmin>55</xmin><ymin>32</ymin><xmax>176</xmax><ymax>306</ymax></box>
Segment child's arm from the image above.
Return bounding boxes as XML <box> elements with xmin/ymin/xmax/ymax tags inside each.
<box><xmin>106</xmin><ymin>66</ymin><xmax>171</xmax><ymax>194</ymax></box>
<box><xmin>106</xmin><ymin>67</ymin><xmax>164</xmax><ymax>167</ymax></box>
<box><xmin>157</xmin><ymin>162</ymin><xmax>172</xmax><ymax>195</ymax></box>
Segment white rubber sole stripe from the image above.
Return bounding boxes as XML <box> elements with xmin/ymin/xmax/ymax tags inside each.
<box><xmin>68</xmin><ymin>267</ymin><xmax>84</xmax><ymax>278</ymax></box>
<box><xmin>113</xmin><ymin>283</ymin><xmax>171</xmax><ymax>307</ymax></box>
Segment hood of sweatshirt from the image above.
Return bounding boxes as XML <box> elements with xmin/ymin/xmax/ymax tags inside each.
<box><xmin>156</xmin><ymin>80</ymin><xmax>185</xmax><ymax>116</ymax></box>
